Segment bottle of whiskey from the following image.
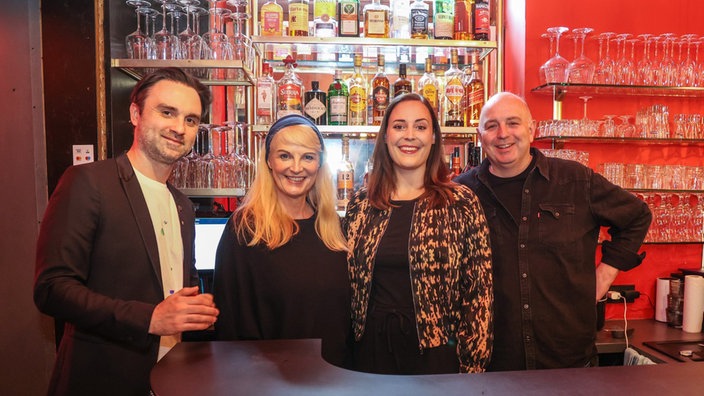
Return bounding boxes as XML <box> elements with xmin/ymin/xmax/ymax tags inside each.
<box><xmin>363</xmin><ymin>0</ymin><xmax>390</xmax><ymax>38</ymax></box>
<box><xmin>347</xmin><ymin>54</ymin><xmax>367</xmax><ymax>125</ymax></box>
<box><xmin>464</xmin><ymin>51</ymin><xmax>484</xmax><ymax>127</ymax></box>
<box><xmin>433</xmin><ymin>0</ymin><xmax>454</xmax><ymax>39</ymax></box>
<box><xmin>260</xmin><ymin>0</ymin><xmax>284</xmax><ymax>36</ymax></box>
<box><xmin>453</xmin><ymin>0</ymin><xmax>473</xmax><ymax>40</ymax></box>
<box><xmin>409</xmin><ymin>0</ymin><xmax>429</xmax><ymax>39</ymax></box>
<box><xmin>472</xmin><ymin>0</ymin><xmax>489</xmax><ymax>41</ymax></box>
<box><xmin>417</xmin><ymin>57</ymin><xmax>439</xmax><ymax>118</ymax></box>
<box><xmin>337</xmin><ymin>136</ymin><xmax>355</xmax><ymax>211</ymax></box>
<box><xmin>371</xmin><ymin>54</ymin><xmax>390</xmax><ymax>125</ymax></box>
<box><xmin>337</xmin><ymin>0</ymin><xmax>360</xmax><ymax>37</ymax></box>
<box><xmin>276</xmin><ymin>55</ymin><xmax>305</xmax><ymax>118</ymax></box>
<box><xmin>443</xmin><ymin>49</ymin><xmax>465</xmax><ymax>126</ymax></box>
<box><xmin>256</xmin><ymin>63</ymin><xmax>276</xmax><ymax>125</ymax></box>
<box><xmin>289</xmin><ymin>0</ymin><xmax>311</xmax><ymax>36</ymax></box>
<box><xmin>304</xmin><ymin>81</ymin><xmax>327</xmax><ymax>125</ymax></box>
<box><xmin>328</xmin><ymin>69</ymin><xmax>349</xmax><ymax>125</ymax></box>
<box><xmin>451</xmin><ymin>146</ymin><xmax>462</xmax><ymax>176</ymax></box>
<box><xmin>393</xmin><ymin>63</ymin><xmax>412</xmax><ymax>98</ymax></box>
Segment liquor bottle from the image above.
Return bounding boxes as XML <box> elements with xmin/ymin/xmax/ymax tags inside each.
<box><xmin>393</xmin><ymin>63</ymin><xmax>412</xmax><ymax>98</ymax></box>
<box><xmin>314</xmin><ymin>0</ymin><xmax>338</xmax><ymax>37</ymax></box>
<box><xmin>453</xmin><ymin>0</ymin><xmax>473</xmax><ymax>40</ymax></box>
<box><xmin>390</xmin><ymin>0</ymin><xmax>410</xmax><ymax>39</ymax></box>
<box><xmin>363</xmin><ymin>0</ymin><xmax>390</xmax><ymax>38</ymax></box>
<box><xmin>314</xmin><ymin>0</ymin><xmax>336</xmax><ymax>21</ymax></box>
<box><xmin>337</xmin><ymin>0</ymin><xmax>360</xmax><ymax>37</ymax></box>
<box><xmin>328</xmin><ymin>69</ymin><xmax>349</xmax><ymax>125</ymax></box>
<box><xmin>255</xmin><ymin>63</ymin><xmax>276</xmax><ymax>125</ymax></box>
<box><xmin>443</xmin><ymin>49</ymin><xmax>465</xmax><ymax>126</ymax></box>
<box><xmin>304</xmin><ymin>81</ymin><xmax>327</xmax><ymax>125</ymax></box>
<box><xmin>260</xmin><ymin>0</ymin><xmax>284</xmax><ymax>36</ymax></box>
<box><xmin>347</xmin><ymin>54</ymin><xmax>367</xmax><ymax>125</ymax></box>
<box><xmin>433</xmin><ymin>0</ymin><xmax>454</xmax><ymax>39</ymax></box>
<box><xmin>417</xmin><ymin>57</ymin><xmax>439</xmax><ymax>117</ymax></box>
<box><xmin>464</xmin><ymin>52</ymin><xmax>485</xmax><ymax>127</ymax></box>
<box><xmin>472</xmin><ymin>0</ymin><xmax>489</xmax><ymax>41</ymax></box>
<box><xmin>451</xmin><ymin>146</ymin><xmax>462</xmax><ymax>176</ymax></box>
<box><xmin>276</xmin><ymin>55</ymin><xmax>305</xmax><ymax>118</ymax></box>
<box><xmin>337</xmin><ymin>136</ymin><xmax>355</xmax><ymax>211</ymax></box>
<box><xmin>409</xmin><ymin>0</ymin><xmax>429</xmax><ymax>39</ymax></box>
<box><xmin>289</xmin><ymin>0</ymin><xmax>310</xmax><ymax>36</ymax></box>
<box><xmin>371</xmin><ymin>54</ymin><xmax>390</xmax><ymax>125</ymax></box>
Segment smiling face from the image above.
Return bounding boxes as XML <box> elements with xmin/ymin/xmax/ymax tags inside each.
<box><xmin>130</xmin><ymin>80</ymin><xmax>202</xmax><ymax>166</ymax></box>
<box><xmin>266</xmin><ymin>126</ymin><xmax>321</xmax><ymax>205</ymax></box>
<box><xmin>384</xmin><ymin>100</ymin><xmax>435</xmax><ymax>178</ymax></box>
<box><xmin>478</xmin><ymin>93</ymin><xmax>535</xmax><ymax>178</ymax></box>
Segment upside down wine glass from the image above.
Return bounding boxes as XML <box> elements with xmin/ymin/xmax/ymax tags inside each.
<box><xmin>567</xmin><ymin>28</ymin><xmax>595</xmax><ymax>84</ymax></box>
<box><xmin>125</xmin><ymin>0</ymin><xmax>153</xmax><ymax>59</ymax></box>
<box><xmin>541</xmin><ymin>27</ymin><xmax>570</xmax><ymax>83</ymax></box>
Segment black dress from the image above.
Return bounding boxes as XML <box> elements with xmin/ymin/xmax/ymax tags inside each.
<box><xmin>352</xmin><ymin>199</ymin><xmax>460</xmax><ymax>374</ymax></box>
<box><xmin>213</xmin><ymin>215</ymin><xmax>351</xmax><ymax>367</ymax></box>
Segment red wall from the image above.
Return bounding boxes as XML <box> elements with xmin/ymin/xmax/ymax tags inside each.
<box><xmin>504</xmin><ymin>0</ymin><xmax>704</xmax><ymax>319</ymax></box>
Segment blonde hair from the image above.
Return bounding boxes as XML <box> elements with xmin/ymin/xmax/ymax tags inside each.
<box><xmin>233</xmin><ymin>125</ymin><xmax>348</xmax><ymax>252</ymax></box>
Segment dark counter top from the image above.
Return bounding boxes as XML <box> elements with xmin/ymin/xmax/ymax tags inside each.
<box><xmin>152</xmin><ymin>320</ymin><xmax>704</xmax><ymax>396</ymax></box>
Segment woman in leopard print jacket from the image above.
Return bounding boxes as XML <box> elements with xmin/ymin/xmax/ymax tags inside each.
<box><xmin>343</xmin><ymin>94</ymin><xmax>493</xmax><ymax>374</ymax></box>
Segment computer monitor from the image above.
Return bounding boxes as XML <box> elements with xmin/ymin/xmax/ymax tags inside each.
<box><xmin>194</xmin><ymin>217</ymin><xmax>229</xmax><ymax>270</ymax></box>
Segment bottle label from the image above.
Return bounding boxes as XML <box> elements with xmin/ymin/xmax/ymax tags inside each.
<box><xmin>305</xmin><ymin>97</ymin><xmax>327</xmax><ymax>120</ymax></box>
<box><xmin>314</xmin><ymin>0</ymin><xmax>336</xmax><ymax>20</ymax></box>
<box><xmin>339</xmin><ymin>2</ymin><xmax>359</xmax><ymax>36</ymax></box>
<box><xmin>289</xmin><ymin>4</ymin><xmax>310</xmax><ymax>32</ymax></box>
<box><xmin>434</xmin><ymin>13</ymin><xmax>453</xmax><ymax>39</ymax></box>
<box><xmin>278</xmin><ymin>83</ymin><xmax>302</xmax><ymax>113</ymax></box>
<box><xmin>366</xmin><ymin>10</ymin><xmax>386</xmax><ymax>35</ymax></box>
<box><xmin>338</xmin><ymin>170</ymin><xmax>354</xmax><ymax>190</ymax></box>
<box><xmin>373</xmin><ymin>86</ymin><xmax>389</xmax><ymax>109</ymax></box>
<box><xmin>256</xmin><ymin>80</ymin><xmax>274</xmax><ymax>116</ymax></box>
<box><xmin>474</xmin><ymin>5</ymin><xmax>490</xmax><ymax>36</ymax></box>
<box><xmin>410</xmin><ymin>9</ymin><xmax>428</xmax><ymax>35</ymax></box>
<box><xmin>467</xmin><ymin>88</ymin><xmax>485</xmax><ymax>107</ymax></box>
<box><xmin>445</xmin><ymin>78</ymin><xmax>464</xmax><ymax>105</ymax></box>
<box><xmin>329</xmin><ymin>96</ymin><xmax>348</xmax><ymax>121</ymax></box>
<box><xmin>349</xmin><ymin>86</ymin><xmax>366</xmax><ymax>113</ymax></box>
<box><xmin>421</xmin><ymin>85</ymin><xmax>438</xmax><ymax>107</ymax></box>
<box><xmin>262</xmin><ymin>12</ymin><xmax>282</xmax><ymax>36</ymax></box>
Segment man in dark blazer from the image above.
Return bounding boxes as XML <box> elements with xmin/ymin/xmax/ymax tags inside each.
<box><xmin>34</xmin><ymin>68</ymin><xmax>219</xmax><ymax>396</ymax></box>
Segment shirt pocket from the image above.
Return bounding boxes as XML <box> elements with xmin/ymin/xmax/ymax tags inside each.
<box><xmin>537</xmin><ymin>203</ymin><xmax>576</xmax><ymax>248</ymax></box>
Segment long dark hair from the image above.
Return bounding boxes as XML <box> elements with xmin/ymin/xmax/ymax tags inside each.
<box><xmin>367</xmin><ymin>93</ymin><xmax>456</xmax><ymax>210</ymax></box>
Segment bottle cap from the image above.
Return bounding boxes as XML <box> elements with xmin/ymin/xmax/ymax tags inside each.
<box><xmin>312</xmin><ymin>81</ymin><xmax>319</xmax><ymax>90</ymax></box>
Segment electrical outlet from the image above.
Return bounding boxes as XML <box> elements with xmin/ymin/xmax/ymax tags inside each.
<box><xmin>607</xmin><ymin>284</ymin><xmax>638</xmax><ymax>303</ymax></box>
<box><xmin>72</xmin><ymin>144</ymin><xmax>94</xmax><ymax>165</ymax></box>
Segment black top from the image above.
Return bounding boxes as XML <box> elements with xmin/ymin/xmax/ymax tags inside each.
<box><xmin>370</xmin><ymin>199</ymin><xmax>415</xmax><ymax>308</ymax></box>
<box><xmin>212</xmin><ymin>215</ymin><xmax>351</xmax><ymax>367</ymax></box>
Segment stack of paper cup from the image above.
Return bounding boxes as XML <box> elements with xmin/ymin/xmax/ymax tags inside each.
<box><xmin>655</xmin><ymin>277</ymin><xmax>672</xmax><ymax>322</ymax></box>
<box><xmin>667</xmin><ymin>278</ymin><xmax>684</xmax><ymax>328</ymax></box>
<box><xmin>682</xmin><ymin>275</ymin><xmax>704</xmax><ymax>333</ymax></box>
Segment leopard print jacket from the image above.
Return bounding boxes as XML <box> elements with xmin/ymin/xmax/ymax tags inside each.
<box><xmin>343</xmin><ymin>184</ymin><xmax>493</xmax><ymax>373</ymax></box>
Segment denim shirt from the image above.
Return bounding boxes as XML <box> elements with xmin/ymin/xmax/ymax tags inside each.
<box><xmin>455</xmin><ymin>148</ymin><xmax>652</xmax><ymax>370</ymax></box>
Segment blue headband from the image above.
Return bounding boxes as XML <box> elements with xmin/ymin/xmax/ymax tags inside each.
<box><xmin>265</xmin><ymin>114</ymin><xmax>326</xmax><ymax>161</ymax></box>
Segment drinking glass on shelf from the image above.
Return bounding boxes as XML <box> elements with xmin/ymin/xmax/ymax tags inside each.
<box><xmin>636</xmin><ymin>34</ymin><xmax>654</xmax><ymax>85</ymax></box>
<box><xmin>178</xmin><ymin>0</ymin><xmax>203</xmax><ymax>60</ymax></box>
<box><xmin>541</xmin><ymin>27</ymin><xmax>570</xmax><ymax>83</ymax></box>
<box><xmin>657</xmin><ymin>33</ymin><xmax>677</xmax><ymax>86</ymax></box>
<box><xmin>125</xmin><ymin>0</ymin><xmax>154</xmax><ymax>59</ymax></box>
<box><xmin>600</xmin><ymin>114</ymin><xmax>616</xmax><ymax>137</ymax></box>
<box><xmin>616</xmin><ymin>115</ymin><xmax>636</xmax><ymax>138</ymax></box>
<box><xmin>678</xmin><ymin>34</ymin><xmax>698</xmax><ymax>87</ymax></box>
<box><xmin>153</xmin><ymin>0</ymin><xmax>181</xmax><ymax>60</ymax></box>
<box><xmin>594</xmin><ymin>32</ymin><xmax>617</xmax><ymax>84</ymax></box>
<box><xmin>538</xmin><ymin>33</ymin><xmax>553</xmax><ymax>85</ymax></box>
<box><xmin>567</xmin><ymin>28</ymin><xmax>595</xmax><ymax>84</ymax></box>
<box><xmin>613</xmin><ymin>33</ymin><xmax>633</xmax><ymax>85</ymax></box>
<box><xmin>201</xmin><ymin>1</ymin><xmax>233</xmax><ymax>61</ymax></box>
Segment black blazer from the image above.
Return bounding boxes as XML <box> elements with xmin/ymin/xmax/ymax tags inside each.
<box><xmin>34</xmin><ymin>154</ymin><xmax>197</xmax><ymax>396</ymax></box>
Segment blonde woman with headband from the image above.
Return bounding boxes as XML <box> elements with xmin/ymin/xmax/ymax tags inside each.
<box><xmin>213</xmin><ymin>114</ymin><xmax>351</xmax><ymax>367</ymax></box>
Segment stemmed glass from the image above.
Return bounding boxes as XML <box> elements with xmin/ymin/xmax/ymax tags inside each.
<box><xmin>657</xmin><ymin>33</ymin><xmax>677</xmax><ymax>86</ymax></box>
<box><xmin>567</xmin><ymin>28</ymin><xmax>595</xmax><ymax>84</ymax></box>
<box><xmin>152</xmin><ymin>0</ymin><xmax>180</xmax><ymax>59</ymax></box>
<box><xmin>678</xmin><ymin>34</ymin><xmax>698</xmax><ymax>87</ymax></box>
<box><xmin>538</xmin><ymin>33</ymin><xmax>553</xmax><ymax>85</ymax></box>
<box><xmin>178</xmin><ymin>0</ymin><xmax>203</xmax><ymax>60</ymax></box>
<box><xmin>636</xmin><ymin>34</ymin><xmax>654</xmax><ymax>85</ymax></box>
<box><xmin>614</xmin><ymin>33</ymin><xmax>633</xmax><ymax>85</ymax></box>
<box><xmin>541</xmin><ymin>27</ymin><xmax>570</xmax><ymax>83</ymax></box>
<box><xmin>201</xmin><ymin>1</ymin><xmax>233</xmax><ymax>61</ymax></box>
<box><xmin>125</xmin><ymin>0</ymin><xmax>154</xmax><ymax>59</ymax></box>
<box><xmin>594</xmin><ymin>32</ymin><xmax>616</xmax><ymax>84</ymax></box>
<box><xmin>601</xmin><ymin>115</ymin><xmax>616</xmax><ymax>137</ymax></box>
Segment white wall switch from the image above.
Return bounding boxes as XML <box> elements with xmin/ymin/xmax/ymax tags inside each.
<box><xmin>72</xmin><ymin>144</ymin><xmax>94</xmax><ymax>165</ymax></box>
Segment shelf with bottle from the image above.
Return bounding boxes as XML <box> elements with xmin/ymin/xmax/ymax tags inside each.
<box><xmin>111</xmin><ymin>59</ymin><xmax>256</xmax><ymax>86</ymax></box>
<box><xmin>532</xmin><ymin>83</ymin><xmax>704</xmax><ymax>99</ymax></box>
<box><xmin>251</xmin><ymin>124</ymin><xmax>476</xmax><ymax>137</ymax></box>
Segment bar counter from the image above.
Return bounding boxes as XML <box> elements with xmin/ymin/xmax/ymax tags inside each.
<box><xmin>151</xmin><ymin>320</ymin><xmax>704</xmax><ymax>395</ymax></box>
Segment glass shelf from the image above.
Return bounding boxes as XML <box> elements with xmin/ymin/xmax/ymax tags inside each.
<box><xmin>179</xmin><ymin>188</ymin><xmax>246</xmax><ymax>197</ymax></box>
<box><xmin>531</xmin><ymin>83</ymin><xmax>704</xmax><ymax>98</ymax></box>
<box><xmin>628</xmin><ymin>188</ymin><xmax>704</xmax><ymax>194</ymax></box>
<box><xmin>535</xmin><ymin>136</ymin><xmax>704</xmax><ymax>146</ymax></box>
<box><xmin>111</xmin><ymin>59</ymin><xmax>255</xmax><ymax>86</ymax></box>
<box><xmin>251</xmin><ymin>124</ymin><xmax>476</xmax><ymax>138</ymax></box>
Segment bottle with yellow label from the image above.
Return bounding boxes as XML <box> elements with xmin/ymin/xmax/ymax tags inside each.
<box><xmin>417</xmin><ymin>57</ymin><xmax>440</xmax><ymax>118</ymax></box>
<box><xmin>289</xmin><ymin>0</ymin><xmax>311</xmax><ymax>36</ymax></box>
<box><xmin>260</xmin><ymin>0</ymin><xmax>284</xmax><ymax>36</ymax></box>
<box><xmin>347</xmin><ymin>54</ymin><xmax>367</xmax><ymax>125</ymax></box>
